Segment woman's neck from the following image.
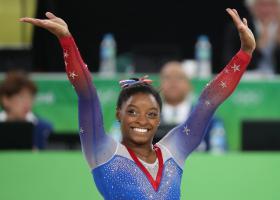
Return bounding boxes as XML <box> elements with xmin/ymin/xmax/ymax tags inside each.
<box><xmin>122</xmin><ymin>141</ymin><xmax>156</xmax><ymax>163</ymax></box>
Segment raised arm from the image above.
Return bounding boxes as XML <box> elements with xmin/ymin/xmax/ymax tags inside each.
<box><xmin>159</xmin><ymin>9</ymin><xmax>256</xmax><ymax>168</ymax></box>
<box><xmin>20</xmin><ymin>12</ymin><xmax>117</xmax><ymax>169</ymax></box>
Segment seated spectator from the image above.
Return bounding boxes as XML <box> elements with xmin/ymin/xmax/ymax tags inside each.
<box><xmin>222</xmin><ymin>0</ymin><xmax>280</xmax><ymax>75</ymax></box>
<box><xmin>0</xmin><ymin>70</ymin><xmax>53</xmax><ymax>149</ymax></box>
<box><xmin>159</xmin><ymin>61</ymin><xmax>227</xmax><ymax>152</ymax></box>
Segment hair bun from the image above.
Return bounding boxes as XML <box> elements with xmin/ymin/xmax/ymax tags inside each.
<box><xmin>119</xmin><ymin>75</ymin><xmax>152</xmax><ymax>88</ymax></box>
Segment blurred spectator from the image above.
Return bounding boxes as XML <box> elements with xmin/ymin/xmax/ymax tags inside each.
<box><xmin>222</xmin><ymin>0</ymin><xmax>280</xmax><ymax>75</ymax></box>
<box><xmin>0</xmin><ymin>70</ymin><xmax>53</xmax><ymax>149</ymax></box>
<box><xmin>159</xmin><ymin>61</ymin><xmax>227</xmax><ymax>152</ymax></box>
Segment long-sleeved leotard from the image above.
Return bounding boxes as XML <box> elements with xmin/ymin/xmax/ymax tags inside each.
<box><xmin>59</xmin><ymin>36</ymin><xmax>251</xmax><ymax>200</ymax></box>
<box><xmin>159</xmin><ymin>50</ymin><xmax>251</xmax><ymax>167</ymax></box>
<box><xmin>59</xmin><ymin>36</ymin><xmax>117</xmax><ymax>169</ymax></box>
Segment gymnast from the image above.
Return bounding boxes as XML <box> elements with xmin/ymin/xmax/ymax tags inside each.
<box><xmin>20</xmin><ymin>8</ymin><xmax>256</xmax><ymax>199</ymax></box>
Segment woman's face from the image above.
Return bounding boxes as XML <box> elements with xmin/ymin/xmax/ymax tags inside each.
<box><xmin>2</xmin><ymin>88</ymin><xmax>34</xmax><ymax>120</ymax></box>
<box><xmin>117</xmin><ymin>92</ymin><xmax>160</xmax><ymax>146</ymax></box>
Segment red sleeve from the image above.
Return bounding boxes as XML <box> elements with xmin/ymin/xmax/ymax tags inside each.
<box><xmin>159</xmin><ymin>49</ymin><xmax>251</xmax><ymax>167</ymax></box>
<box><xmin>201</xmin><ymin>49</ymin><xmax>252</xmax><ymax>106</ymax></box>
<box><xmin>59</xmin><ymin>35</ymin><xmax>93</xmax><ymax>99</ymax></box>
<box><xmin>58</xmin><ymin>35</ymin><xmax>117</xmax><ymax>169</ymax></box>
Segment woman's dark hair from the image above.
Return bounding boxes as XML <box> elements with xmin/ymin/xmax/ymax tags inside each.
<box><xmin>0</xmin><ymin>70</ymin><xmax>37</xmax><ymax>108</ymax></box>
<box><xmin>117</xmin><ymin>78</ymin><xmax>162</xmax><ymax>111</ymax></box>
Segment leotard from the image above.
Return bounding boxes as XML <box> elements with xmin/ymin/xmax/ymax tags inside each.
<box><xmin>59</xmin><ymin>36</ymin><xmax>251</xmax><ymax>200</ymax></box>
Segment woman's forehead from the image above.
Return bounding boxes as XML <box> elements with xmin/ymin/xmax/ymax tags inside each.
<box><xmin>125</xmin><ymin>93</ymin><xmax>159</xmax><ymax>108</ymax></box>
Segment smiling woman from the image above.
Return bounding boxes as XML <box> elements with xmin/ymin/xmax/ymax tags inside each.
<box><xmin>20</xmin><ymin>7</ymin><xmax>256</xmax><ymax>200</ymax></box>
<box><xmin>118</xmin><ymin>92</ymin><xmax>160</xmax><ymax>144</ymax></box>
<box><xmin>116</xmin><ymin>79</ymin><xmax>162</xmax><ymax>147</ymax></box>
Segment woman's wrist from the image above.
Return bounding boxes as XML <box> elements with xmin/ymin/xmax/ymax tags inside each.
<box><xmin>241</xmin><ymin>48</ymin><xmax>253</xmax><ymax>56</ymax></box>
<box><xmin>57</xmin><ymin>31</ymin><xmax>71</xmax><ymax>39</ymax></box>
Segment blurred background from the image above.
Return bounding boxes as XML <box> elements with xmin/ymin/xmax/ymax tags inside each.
<box><xmin>0</xmin><ymin>0</ymin><xmax>280</xmax><ymax>200</ymax></box>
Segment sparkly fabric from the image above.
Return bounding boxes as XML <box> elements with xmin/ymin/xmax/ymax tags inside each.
<box><xmin>93</xmin><ymin>156</ymin><xmax>182</xmax><ymax>200</ymax></box>
<box><xmin>59</xmin><ymin>36</ymin><xmax>251</xmax><ymax>199</ymax></box>
<box><xmin>160</xmin><ymin>50</ymin><xmax>251</xmax><ymax>167</ymax></box>
<box><xmin>59</xmin><ymin>36</ymin><xmax>117</xmax><ymax>169</ymax></box>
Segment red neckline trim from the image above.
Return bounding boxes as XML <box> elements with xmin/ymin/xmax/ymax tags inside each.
<box><xmin>125</xmin><ymin>145</ymin><xmax>163</xmax><ymax>191</ymax></box>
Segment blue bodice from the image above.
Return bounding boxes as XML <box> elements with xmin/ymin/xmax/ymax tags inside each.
<box><xmin>93</xmin><ymin>155</ymin><xmax>183</xmax><ymax>200</ymax></box>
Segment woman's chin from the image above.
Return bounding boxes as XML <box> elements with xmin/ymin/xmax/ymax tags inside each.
<box><xmin>127</xmin><ymin>135</ymin><xmax>153</xmax><ymax>146</ymax></box>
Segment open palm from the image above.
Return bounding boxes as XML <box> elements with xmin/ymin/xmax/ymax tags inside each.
<box><xmin>20</xmin><ymin>12</ymin><xmax>70</xmax><ymax>38</ymax></box>
<box><xmin>226</xmin><ymin>8</ymin><xmax>256</xmax><ymax>55</ymax></box>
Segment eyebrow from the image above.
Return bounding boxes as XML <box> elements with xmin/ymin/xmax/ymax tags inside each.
<box><xmin>127</xmin><ymin>104</ymin><xmax>159</xmax><ymax>111</ymax></box>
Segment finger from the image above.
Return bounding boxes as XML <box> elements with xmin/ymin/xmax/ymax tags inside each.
<box><xmin>45</xmin><ymin>12</ymin><xmax>56</xmax><ymax>19</ymax></box>
<box><xmin>19</xmin><ymin>17</ymin><xmax>33</xmax><ymax>22</ymax></box>
<box><xmin>226</xmin><ymin>8</ymin><xmax>233</xmax><ymax>17</ymax></box>
<box><xmin>226</xmin><ymin>8</ymin><xmax>237</xmax><ymax>18</ymax></box>
<box><xmin>243</xmin><ymin>18</ymin><xmax>248</xmax><ymax>26</ymax></box>
<box><xmin>19</xmin><ymin>17</ymin><xmax>42</xmax><ymax>25</ymax></box>
<box><xmin>19</xmin><ymin>17</ymin><xmax>53</xmax><ymax>29</ymax></box>
<box><xmin>232</xmin><ymin>9</ymin><xmax>249</xmax><ymax>28</ymax></box>
<box><xmin>232</xmin><ymin>9</ymin><xmax>240</xmax><ymax>18</ymax></box>
<box><xmin>233</xmin><ymin>9</ymin><xmax>244</xmax><ymax>23</ymax></box>
<box><xmin>226</xmin><ymin>8</ymin><xmax>240</xmax><ymax>25</ymax></box>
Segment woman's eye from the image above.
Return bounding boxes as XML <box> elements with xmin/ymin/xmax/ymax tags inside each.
<box><xmin>127</xmin><ymin>110</ymin><xmax>137</xmax><ymax>116</ymax></box>
<box><xmin>147</xmin><ymin>112</ymin><xmax>158</xmax><ymax>119</ymax></box>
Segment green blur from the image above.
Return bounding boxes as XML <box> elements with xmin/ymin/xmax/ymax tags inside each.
<box><xmin>0</xmin><ymin>152</ymin><xmax>279</xmax><ymax>200</ymax></box>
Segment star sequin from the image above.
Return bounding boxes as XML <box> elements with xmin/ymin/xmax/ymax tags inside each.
<box><xmin>231</xmin><ymin>63</ymin><xmax>240</xmax><ymax>72</ymax></box>
<box><xmin>183</xmin><ymin>126</ymin><xmax>190</xmax><ymax>135</ymax></box>
<box><xmin>220</xmin><ymin>81</ymin><xmax>227</xmax><ymax>88</ymax></box>
<box><xmin>64</xmin><ymin>51</ymin><xmax>69</xmax><ymax>58</ymax></box>
<box><xmin>205</xmin><ymin>100</ymin><xmax>211</xmax><ymax>106</ymax></box>
<box><xmin>224</xmin><ymin>69</ymin><xmax>230</xmax><ymax>74</ymax></box>
<box><xmin>64</xmin><ymin>61</ymin><xmax>68</xmax><ymax>67</ymax></box>
<box><xmin>79</xmin><ymin>128</ymin><xmax>84</xmax><ymax>134</ymax></box>
<box><xmin>69</xmin><ymin>71</ymin><xmax>78</xmax><ymax>80</ymax></box>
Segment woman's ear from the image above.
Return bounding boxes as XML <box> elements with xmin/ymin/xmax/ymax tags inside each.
<box><xmin>116</xmin><ymin>108</ymin><xmax>121</xmax><ymax>122</ymax></box>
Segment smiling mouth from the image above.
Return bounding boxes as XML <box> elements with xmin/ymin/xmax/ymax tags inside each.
<box><xmin>131</xmin><ymin>127</ymin><xmax>149</xmax><ymax>134</ymax></box>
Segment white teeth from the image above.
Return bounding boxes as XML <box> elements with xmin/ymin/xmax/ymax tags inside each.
<box><xmin>133</xmin><ymin>128</ymin><xmax>148</xmax><ymax>133</ymax></box>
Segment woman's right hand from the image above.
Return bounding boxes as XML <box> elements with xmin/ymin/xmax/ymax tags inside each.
<box><xmin>226</xmin><ymin>8</ymin><xmax>256</xmax><ymax>55</ymax></box>
<box><xmin>20</xmin><ymin>12</ymin><xmax>70</xmax><ymax>38</ymax></box>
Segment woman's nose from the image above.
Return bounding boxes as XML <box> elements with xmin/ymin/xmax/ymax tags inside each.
<box><xmin>137</xmin><ymin>114</ymin><xmax>148</xmax><ymax>125</ymax></box>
